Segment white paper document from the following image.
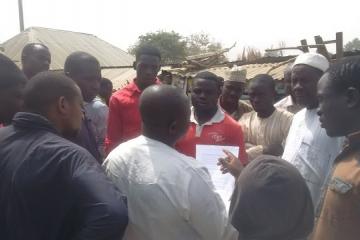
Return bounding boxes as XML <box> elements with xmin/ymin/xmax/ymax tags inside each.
<box><xmin>196</xmin><ymin>144</ymin><xmax>239</xmax><ymax>211</ymax></box>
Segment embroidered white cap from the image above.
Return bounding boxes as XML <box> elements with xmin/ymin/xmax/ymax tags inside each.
<box><xmin>225</xmin><ymin>66</ymin><xmax>247</xmax><ymax>83</ymax></box>
<box><xmin>293</xmin><ymin>53</ymin><xmax>330</xmax><ymax>72</ymax></box>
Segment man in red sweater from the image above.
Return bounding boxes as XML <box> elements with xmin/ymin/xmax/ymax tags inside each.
<box><xmin>105</xmin><ymin>46</ymin><xmax>161</xmax><ymax>153</ymax></box>
<box><xmin>176</xmin><ymin>71</ymin><xmax>248</xmax><ymax>165</ymax></box>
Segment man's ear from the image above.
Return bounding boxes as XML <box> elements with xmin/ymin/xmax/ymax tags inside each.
<box><xmin>346</xmin><ymin>87</ymin><xmax>360</xmax><ymax>108</ymax></box>
<box><xmin>57</xmin><ymin>96</ymin><xmax>68</xmax><ymax>115</ymax></box>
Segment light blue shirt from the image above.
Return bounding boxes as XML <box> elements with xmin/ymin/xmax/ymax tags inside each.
<box><xmin>84</xmin><ymin>96</ymin><xmax>109</xmax><ymax>158</ymax></box>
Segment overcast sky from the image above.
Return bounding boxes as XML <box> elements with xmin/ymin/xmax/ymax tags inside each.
<box><xmin>1</xmin><ymin>0</ymin><xmax>359</xmax><ymax>60</ymax></box>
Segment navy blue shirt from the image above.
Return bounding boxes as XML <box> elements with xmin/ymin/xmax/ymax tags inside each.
<box><xmin>0</xmin><ymin>112</ymin><xmax>128</xmax><ymax>240</ymax></box>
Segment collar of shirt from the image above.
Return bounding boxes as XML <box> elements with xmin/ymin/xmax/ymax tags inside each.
<box><xmin>128</xmin><ymin>78</ymin><xmax>161</xmax><ymax>96</ymax></box>
<box><xmin>12</xmin><ymin>112</ymin><xmax>59</xmax><ymax>135</ymax></box>
<box><xmin>190</xmin><ymin>106</ymin><xmax>225</xmax><ymax>137</ymax></box>
<box><xmin>285</xmin><ymin>95</ymin><xmax>295</xmax><ymax>106</ymax></box>
<box><xmin>276</xmin><ymin>95</ymin><xmax>295</xmax><ymax>108</ymax></box>
<box><xmin>255</xmin><ymin>108</ymin><xmax>278</xmax><ymax>120</ymax></box>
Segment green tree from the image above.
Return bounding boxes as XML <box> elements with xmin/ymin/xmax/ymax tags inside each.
<box><xmin>344</xmin><ymin>38</ymin><xmax>360</xmax><ymax>51</ymax></box>
<box><xmin>128</xmin><ymin>31</ymin><xmax>187</xmax><ymax>64</ymax></box>
<box><xmin>129</xmin><ymin>31</ymin><xmax>226</xmax><ymax>64</ymax></box>
<box><xmin>185</xmin><ymin>33</ymin><xmax>223</xmax><ymax>56</ymax></box>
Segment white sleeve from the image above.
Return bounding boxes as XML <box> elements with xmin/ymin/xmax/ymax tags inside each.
<box><xmin>187</xmin><ymin>170</ymin><xmax>238</xmax><ymax>240</ymax></box>
<box><xmin>102</xmin><ymin>154</ymin><xmax>127</xmax><ymax>195</ymax></box>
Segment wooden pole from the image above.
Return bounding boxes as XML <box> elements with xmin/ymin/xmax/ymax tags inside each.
<box><xmin>336</xmin><ymin>32</ymin><xmax>344</xmax><ymax>60</ymax></box>
<box><xmin>18</xmin><ymin>0</ymin><xmax>24</xmax><ymax>32</ymax></box>
<box><xmin>300</xmin><ymin>39</ymin><xmax>309</xmax><ymax>52</ymax></box>
<box><xmin>314</xmin><ymin>35</ymin><xmax>330</xmax><ymax>60</ymax></box>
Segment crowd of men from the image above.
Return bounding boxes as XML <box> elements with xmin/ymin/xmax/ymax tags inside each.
<box><xmin>0</xmin><ymin>42</ymin><xmax>360</xmax><ymax>240</ymax></box>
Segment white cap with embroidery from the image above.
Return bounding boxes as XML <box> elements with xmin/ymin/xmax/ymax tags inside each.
<box><xmin>225</xmin><ymin>66</ymin><xmax>247</xmax><ymax>83</ymax></box>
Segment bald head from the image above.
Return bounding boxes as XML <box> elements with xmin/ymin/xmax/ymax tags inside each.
<box><xmin>140</xmin><ymin>85</ymin><xmax>190</xmax><ymax>146</ymax></box>
<box><xmin>21</xmin><ymin>43</ymin><xmax>51</xmax><ymax>79</ymax></box>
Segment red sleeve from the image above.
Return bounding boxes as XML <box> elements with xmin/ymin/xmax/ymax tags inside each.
<box><xmin>105</xmin><ymin>96</ymin><xmax>123</xmax><ymax>155</ymax></box>
<box><xmin>235</xmin><ymin>124</ymin><xmax>248</xmax><ymax>165</ymax></box>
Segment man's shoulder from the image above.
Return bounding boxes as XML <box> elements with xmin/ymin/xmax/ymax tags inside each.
<box><xmin>106</xmin><ymin>136</ymin><xmax>144</xmax><ymax>161</ymax></box>
<box><xmin>274</xmin><ymin>95</ymin><xmax>291</xmax><ymax>107</ymax></box>
<box><xmin>288</xmin><ymin>108</ymin><xmax>307</xmax><ymax>123</ymax></box>
<box><xmin>85</xmin><ymin>99</ymin><xmax>108</xmax><ymax>118</ymax></box>
<box><xmin>275</xmin><ymin>108</ymin><xmax>294</xmax><ymax>119</ymax></box>
<box><xmin>92</xmin><ymin>97</ymin><xmax>108</xmax><ymax>109</ymax></box>
<box><xmin>111</xmin><ymin>82</ymin><xmax>139</xmax><ymax>101</ymax></box>
<box><xmin>238</xmin><ymin>100</ymin><xmax>253</xmax><ymax>110</ymax></box>
<box><xmin>239</xmin><ymin>110</ymin><xmax>256</xmax><ymax>122</ymax></box>
<box><xmin>43</xmin><ymin>133</ymin><xmax>95</xmax><ymax>159</ymax></box>
<box><xmin>4</xmin><ymin>129</ymin><xmax>95</xmax><ymax>165</ymax></box>
<box><xmin>0</xmin><ymin>125</ymin><xmax>14</xmax><ymax>141</ymax></box>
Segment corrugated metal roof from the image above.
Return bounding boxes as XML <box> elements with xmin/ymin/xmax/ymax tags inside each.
<box><xmin>242</xmin><ymin>62</ymin><xmax>292</xmax><ymax>80</ymax></box>
<box><xmin>2</xmin><ymin>27</ymin><xmax>135</xmax><ymax>69</ymax></box>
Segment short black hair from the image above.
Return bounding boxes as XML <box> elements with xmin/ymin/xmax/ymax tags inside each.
<box><xmin>326</xmin><ymin>56</ymin><xmax>360</xmax><ymax>93</ymax></box>
<box><xmin>251</xmin><ymin>74</ymin><xmax>275</xmax><ymax>91</ymax></box>
<box><xmin>194</xmin><ymin>71</ymin><xmax>222</xmax><ymax>88</ymax></box>
<box><xmin>24</xmin><ymin>71</ymin><xmax>80</xmax><ymax>114</ymax></box>
<box><xmin>64</xmin><ymin>51</ymin><xmax>100</xmax><ymax>76</ymax></box>
<box><xmin>21</xmin><ymin>43</ymin><xmax>49</xmax><ymax>61</ymax></box>
<box><xmin>100</xmin><ymin>77</ymin><xmax>113</xmax><ymax>87</ymax></box>
<box><xmin>0</xmin><ymin>53</ymin><xmax>27</xmax><ymax>89</ymax></box>
<box><xmin>135</xmin><ymin>45</ymin><xmax>161</xmax><ymax>61</ymax></box>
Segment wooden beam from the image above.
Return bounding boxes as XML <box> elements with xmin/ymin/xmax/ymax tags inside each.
<box><xmin>265</xmin><ymin>44</ymin><xmax>330</xmax><ymax>52</ymax></box>
<box><xmin>336</xmin><ymin>32</ymin><xmax>344</xmax><ymax>60</ymax></box>
<box><xmin>265</xmin><ymin>47</ymin><xmax>302</xmax><ymax>52</ymax></box>
<box><xmin>314</xmin><ymin>35</ymin><xmax>330</xmax><ymax>60</ymax></box>
<box><xmin>323</xmin><ymin>40</ymin><xmax>337</xmax><ymax>44</ymax></box>
<box><xmin>300</xmin><ymin>39</ymin><xmax>309</xmax><ymax>52</ymax></box>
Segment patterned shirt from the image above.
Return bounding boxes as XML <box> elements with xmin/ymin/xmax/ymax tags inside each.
<box><xmin>239</xmin><ymin>108</ymin><xmax>293</xmax><ymax>161</ymax></box>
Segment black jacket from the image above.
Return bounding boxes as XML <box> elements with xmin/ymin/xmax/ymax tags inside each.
<box><xmin>0</xmin><ymin>112</ymin><xmax>128</xmax><ymax>240</ymax></box>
